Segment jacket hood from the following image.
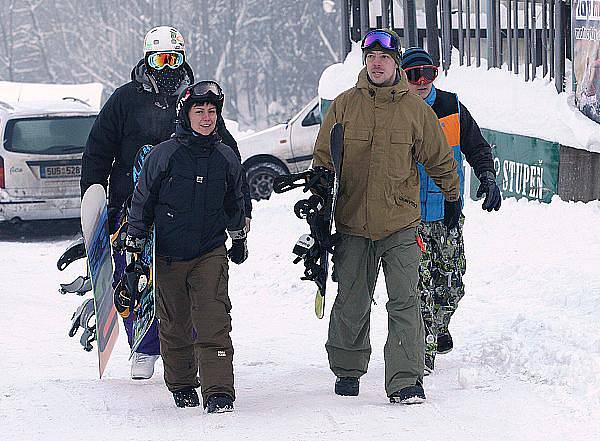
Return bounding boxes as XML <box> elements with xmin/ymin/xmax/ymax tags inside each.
<box><xmin>356</xmin><ymin>67</ymin><xmax>409</xmax><ymax>102</ymax></box>
<box><xmin>130</xmin><ymin>58</ymin><xmax>194</xmax><ymax>95</ymax></box>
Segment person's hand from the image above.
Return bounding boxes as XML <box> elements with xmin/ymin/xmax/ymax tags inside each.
<box><xmin>228</xmin><ymin>239</ymin><xmax>248</xmax><ymax>264</ymax></box>
<box><xmin>476</xmin><ymin>171</ymin><xmax>502</xmax><ymax>212</ymax></box>
<box><xmin>443</xmin><ymin>199</ymin><xmax>462</xmax><ymax>230</ymax></box>
<box><xmin>228</xmin><ymin>229</ymin><xmax>248</xmax><ymax>264</ymax></box>
<box><xmin>245</xmin><ymin>217</ymin><xmax>251</xmax><ymax>233</ymax></box>
<box><xmin>124</xmin><ymin>234</ymin><xmax>146</xmax><ymax>254</ymax></box>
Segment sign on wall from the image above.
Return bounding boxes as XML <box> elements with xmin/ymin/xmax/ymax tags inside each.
<box><xmin>470</xmin><ymin>129</ymin><xmax>560</xmax><ymax>204</ymax></box>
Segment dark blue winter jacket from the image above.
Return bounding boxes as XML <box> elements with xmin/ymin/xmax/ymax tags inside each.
<box><xmin>81</xmin><ymin>59</ymin><xmax>251</xmax><ymax>231</ymax></box>
<box><xmin>127</xmin><ymin>125</ymin><xmax>246</xmax><ymax>261</ymax></box>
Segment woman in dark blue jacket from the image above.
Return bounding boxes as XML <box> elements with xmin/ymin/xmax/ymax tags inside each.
<box><xmin>126</xmin><ymin>81</ymin><xmax>246</xmax><ymax>414</ymax></box>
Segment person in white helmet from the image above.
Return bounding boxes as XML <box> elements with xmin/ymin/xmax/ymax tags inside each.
<box><xmin>81</xmin><ymin>26</ymin><xmax>252</xmax><ymax>380</ymax></box>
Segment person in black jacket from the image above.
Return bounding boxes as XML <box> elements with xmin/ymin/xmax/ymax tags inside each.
<box><xmin>125</xmin><ymin>80</ymin><xmax>246</xmax><ymax>413</ymax></box>
<box><xmin>401</xmin><ymin>48</ymin><xmax>502</xmax><ymax>375</ymax></box>
<box><xmin>80</xmin><ymin>26</ymin><xmax>252</xmax><ymax>380</ymax></box>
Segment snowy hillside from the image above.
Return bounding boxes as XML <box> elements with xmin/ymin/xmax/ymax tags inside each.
<box><xmin>1</xmin><ymin>191</ymin><xmax>598</xmax><ymax>440</ymax></box>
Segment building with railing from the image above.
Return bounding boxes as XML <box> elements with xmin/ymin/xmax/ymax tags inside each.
<box><xmin>328</xmin><ymin>0</ymin><xmax>599</xmax><ymax>202</ymax></box>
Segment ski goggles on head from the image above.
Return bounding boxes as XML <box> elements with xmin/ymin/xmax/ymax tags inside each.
<box><xmin>404</xmin><ymin>65</ymin><xmax>438</xmax><ymax>85</ymax></box>
<box><xmin>190</xmin><ymin>80</ymin><xmax>223</xmax><ymax>99</ymax></box>
<box><xmin>361</xmin><ymin>30</ymin><xmax>399</xmax><ymax>52</ymax></box>
<box><xmin>147</xmin><ymin>51</ymin><xmax>184</xmax><ymax>70</ymax></box>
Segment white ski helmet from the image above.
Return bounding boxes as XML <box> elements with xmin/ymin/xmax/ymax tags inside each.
<box><xmin>143</xmin><ymin>26</ymin><xmax>185</xmax><ymax>54</ymax></box>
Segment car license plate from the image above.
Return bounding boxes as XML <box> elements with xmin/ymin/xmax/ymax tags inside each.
<box><xmin>41</xmin><ymin>164</ymin><xmax>82</xmax><ymax>178</ymax></box>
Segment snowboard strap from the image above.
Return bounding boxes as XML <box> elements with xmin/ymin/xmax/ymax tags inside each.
<box><xmin>56</xmin><ymin>236</ymin><xmax>86</xmax><ymax>271</ymax></box>
<box><xmin>68</xmin><ymin>298</ymin><xmax>97</xmax><ymax>352</ymax></box>
<box><xmin>59</xmin><ymin>275</ymin><xmax>92</xmax><ymax>296</ymax></box>
<box><xmin>273</xmin><ymin>167</ymin><xmax>333</xmax><ymax>195</ymax></box>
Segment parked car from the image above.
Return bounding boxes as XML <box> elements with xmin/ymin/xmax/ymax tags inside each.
<box><xmin>237</xmin><ymin>97</ymin><xmax>321</xmax><ymax>200</ymax></box>
<box><xmin>0</xmin><ymin>99</ymin><xmax>97</xmax><ymax>222</ymax></box>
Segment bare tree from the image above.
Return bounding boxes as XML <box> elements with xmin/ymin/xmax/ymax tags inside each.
<box><xmin>0</xmin><ymin>0</ymin><xmax>340</xmax><ymax>128</ymax></box>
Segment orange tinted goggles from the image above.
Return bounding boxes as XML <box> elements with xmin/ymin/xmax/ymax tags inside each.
<box><xmin>147</xmin><ymin>52</ymin><xmax>184</xmax><ymax>70</ymax></box>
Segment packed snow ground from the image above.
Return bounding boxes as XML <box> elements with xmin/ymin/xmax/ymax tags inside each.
<box><xmin>0</xmin><ymin>191</ymin><xmax>599</xmax><ymax>441</ymax></box>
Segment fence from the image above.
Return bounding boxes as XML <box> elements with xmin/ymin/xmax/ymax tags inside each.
<box><xmin>340</xmin><ymin>0</ymin><xmax>571</xmax><ymax>92</ymax></box>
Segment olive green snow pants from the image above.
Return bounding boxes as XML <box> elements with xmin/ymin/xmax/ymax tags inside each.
<box><xmin>155</xmin><ymin>246</ymin><xmax>234</xmax><ymax>406</ymax></box>
<box><xmin>326</xmin><ymin>228</ymin><xmax>424</xmax><ymax>396</ymax></box>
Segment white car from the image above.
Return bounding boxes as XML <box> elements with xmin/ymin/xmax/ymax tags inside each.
<box><xmin>0</xmin><ymin>99</ymin><xmax>97</xmax><ymax>222</ymax></box>
<box><xmin>237</xmin><ymin>97</ymin><xmax>321</xmax><ymax>200</ymax></box>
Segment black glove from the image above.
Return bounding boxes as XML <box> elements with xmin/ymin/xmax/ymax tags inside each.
<box><xmin>124</xmin><ymin>234</ymin><xmax>146</xmax><ymax>254</ymax></box>
<box><xmin>443</xmin><ymin>199</ymin><xmax>462</xmax><ymax>230</ymax></box>
<box><xmin>476</xmin><ymin>171</ymin><xmax>502</xmax><ymax>212</ymax></box>
<box><xmin>227</xmin><ymin>229</ymin><xmax>248</xmax><ymax>264</ymax></box>
<box><xmin>228</xmin><ymin>239</ymin><xmax>248</xmax><ymax>264</ymax></box>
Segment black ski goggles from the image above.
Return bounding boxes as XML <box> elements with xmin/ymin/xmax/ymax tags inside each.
<box><xmin>404</xmin><ymin>65</ymin><xmax>438</xmax><ymax>85</ymax></box>
<box><xmin>190</xmin><ymin>80</ymin><xmax>223</xmax><ymax>100</ymax></box>
<box><xmin>361</xmin><ymin>30</ymin><xmax>399</xmax><ymax>52</ymax></box>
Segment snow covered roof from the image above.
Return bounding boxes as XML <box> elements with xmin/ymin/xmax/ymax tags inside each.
<box><xmin>0</xmin><ymin>81</ymin><xmax>103</xmax><ymax>110</ymax></box>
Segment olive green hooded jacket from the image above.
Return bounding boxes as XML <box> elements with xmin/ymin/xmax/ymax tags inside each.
<box><xmin>313</xmin><ymin>68</ymin><xmax>460</xmax><ymax>240</ymax></box>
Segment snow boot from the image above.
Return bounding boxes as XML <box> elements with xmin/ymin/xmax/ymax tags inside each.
<box><xmin>389</xmin><ymin>379</ymin><xmax>426</xmax><ymax>404</ymax></box>
<box><xmin>335</xmin><ymin>377</ymin><xmax>359</xmax><ymax>396</ymax></box>
<box><xmin>437</xmin><ymin>332</ymin><xmax>453</xmax><ymax>354</ymax></box>
<box><xmin>173</xmin><ymin>388</ymin><xmax>200</xmax><ymax>408</ymax></box>
<box><xmin>130</xmin><ymin>352</ymin><xmax>159</xmax><ymax>380</ymax></box>
<box><xmin>205</xmin><ymin>393</ymin><xmax>234</xmax><ymax>413</ymax></box>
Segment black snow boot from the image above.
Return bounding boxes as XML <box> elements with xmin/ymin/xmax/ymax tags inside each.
<box><xmin>205</xmin><ymin>393</ymin><xmax>234</xmax><ymax>413</ymax></box>
<box><xmin>172</xmin><ymin>387</ymin><xmax>200</xmax><ymax>408</ymax></box>
<box><xmin>437</xmin><ymin>331</ymin><xmax>454</xmax><ymax>354</ymax></box>
<box><xmin>389</xmin><ymin>379</ymin><xmax>426</xmax><ymax>404</ymax></box>
<box><xmin>335</xmin><ymin>377</ymin><xmax>359</xmax><ymax>396</ymax></box>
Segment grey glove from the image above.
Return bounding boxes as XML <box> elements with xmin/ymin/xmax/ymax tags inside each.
<box><xmin>124</xmin><ymin>234</ymin><xmax>146</xmax><ymax>254</ymax></box>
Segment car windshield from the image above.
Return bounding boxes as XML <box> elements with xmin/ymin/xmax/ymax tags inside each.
<box><xmin>4</xmin><ymin>115</ymin><xmax>96</xmax><ymax>155</ymax></box>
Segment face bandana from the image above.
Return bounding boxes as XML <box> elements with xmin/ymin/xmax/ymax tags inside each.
<box><xmin>147</xmin><ymin>66</ymin><xmax>185</xmax><ymax>95</ymax></box>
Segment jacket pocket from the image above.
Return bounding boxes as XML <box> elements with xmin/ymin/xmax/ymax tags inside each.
<box><xmin>159</xmin><ymin>173</ymin><xmax>194</xmax><ymax>212</ymax></box>
<box><xmin>341</xmin><ymin>128</ymin><xmax>371</xmax><ymax>196</ymax></box>
<box><xmin>205</xmin><ymin>170</ymin><xmax>227</xmax><ymax>213</ymax></box>
<box><xmin>387</xmin><ymin>130</ymin><xmax>414</xmax><ymax>181</ymax></box>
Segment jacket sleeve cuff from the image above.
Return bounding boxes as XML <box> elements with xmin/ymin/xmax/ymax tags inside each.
<box><xmin>478</xmin><ymin>170</ymin><xmax>496</xmax><ymax>182</ymax></box>
<box><xmin>126</xmin><ymin>223</ymin><xmax>148</xmax><ymax>239</ymax></box>
<box><xmin>228</xmin><ymin>229</ymin><xmax>247</xmax><ymax>241</ymax></box>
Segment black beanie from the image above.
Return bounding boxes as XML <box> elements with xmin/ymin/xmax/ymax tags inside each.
<box><xmin>401</xmin><ymin>47</ymin><xmax>434</xmax><ymax>69</ymax></box>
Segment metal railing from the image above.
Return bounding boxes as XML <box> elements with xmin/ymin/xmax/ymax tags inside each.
<box><xmin>341</xmin><ymin>0</ymin><xmax>570</xmax><ymax>93</ymax></box>
<box><xmin>437</xmin><ymin>0</ymin><xmax>570</xmax><ymax>92</ymax></box>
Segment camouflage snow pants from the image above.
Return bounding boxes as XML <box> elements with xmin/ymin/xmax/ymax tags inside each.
<box><xmin>417</xmin><ymin>216</ymin><xmax>466</xmax><ymax>368</ymax></box>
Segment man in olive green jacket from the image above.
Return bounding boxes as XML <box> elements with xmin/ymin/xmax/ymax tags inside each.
<box><xmin>312</xmin><ymin>29</ymin><xmax>461</xmax><ymax>404</ymax></box>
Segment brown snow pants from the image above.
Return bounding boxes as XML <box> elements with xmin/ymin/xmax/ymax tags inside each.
<box><xmin>155</xmin><ymin>245</ymin><xmax>234</xmax><ymax>406</ymax></box>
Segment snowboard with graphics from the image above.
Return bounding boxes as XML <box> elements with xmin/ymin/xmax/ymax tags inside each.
<box><xmin>80</xmin><ymin>183</ymin><xmax>119</xmax><ymax>377</ymax></box>
<box><xmin>129</xmin><ymin>144</ymin><xmax>156</xmax><ymax>356</ymax></box>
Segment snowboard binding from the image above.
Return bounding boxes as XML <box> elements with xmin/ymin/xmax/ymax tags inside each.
<box><xmin>273</xmin><ymin>166</ymin><xmax>335</xmax><ymax>292</ymax></box>
<box><xmin>57</xmin><ymin>236</ymin><xmax>86</xmax><ymax>271</ymax></box>
<box><xmin>59</xmin><ymin>275</ymin><xmax>92</xmax><ymax>296</ymax></box>
<box><xmin>57</xmin><ymin>236</ymin><xmax>92</xmax><ymax>296</ymax></box>
<box><xmin>69</xmin><ymin>298</ymin><xmax>97</xmax><ymax>352</ymax></box>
